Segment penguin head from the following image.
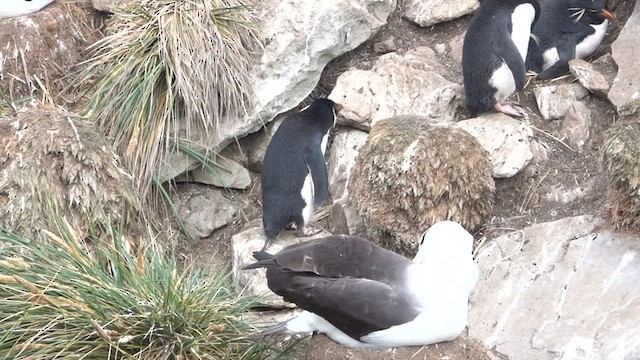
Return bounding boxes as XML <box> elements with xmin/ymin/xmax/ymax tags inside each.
<box><xmin>308</xmin><ymin>98</ymin><xmax>342</xmax><ymax>128</ymax></box>
<box><xmin>566</xmin><ymin>0</ymin><xmax>614</xmax><ymax>25</ymax></box>
<box><xmin>413</xmin><ymin>221</ymin><xmax>474</xmax><ymax>265</ymax></box>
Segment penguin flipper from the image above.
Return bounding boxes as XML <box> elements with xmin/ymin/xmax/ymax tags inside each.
<box><xmin>304</xmin><ymin>138</ymin><xmax>329</xmax><ymax>208</ymax></box>
<box><xmin>494</xmin><ymin>26</ymin><xmax>526</xmax><ymax>91</ymax></box>
<box><xmin>537</xmin><ymin>41</ymin><xmax>577</xmax><ymax>80</ymax></box>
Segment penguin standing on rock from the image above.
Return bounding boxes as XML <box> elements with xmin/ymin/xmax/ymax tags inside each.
<box><xmin>260</xmin><ymin>98</ymin><xmax>341</xmax><ymax>251</ymax></box>
<box><xmin>526</xmin><ymin>0</ymin><xmax>614</xmax><ymax>80</ymax></box>
<box><xmin>462</xmin><ymin>0</ymin><xmax>541</xmax><ymax>117</ymax></box>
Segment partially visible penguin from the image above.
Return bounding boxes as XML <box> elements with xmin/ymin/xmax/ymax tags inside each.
<box><xmin>526</xmin><ymin>0</ymin><xmax>614</xmax><ymax>80</ymax></box>
<box><xmin>260</xmin><ymin>98</ymin><xmax>341</xmax><ymax>251</ymax></box>
<box><xmin>462</xmin><ymin>0</ymin><xmax>541</xmax><ymax>117</ymax></box>
<box><xmin>0</xmin><ymin>0</ymin><xmax>56</xmax><ymax>19</ymax></box>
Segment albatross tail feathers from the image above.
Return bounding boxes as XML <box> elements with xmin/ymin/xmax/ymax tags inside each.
<box><xmin>255</xmin><ymin>321</ymin><xmax>289</xmax><ymax>337</ymax></box>
<box><xmin>241</xmin><ymin>251</ymin><xmax>276</xmax><ymax>270</ymax></box>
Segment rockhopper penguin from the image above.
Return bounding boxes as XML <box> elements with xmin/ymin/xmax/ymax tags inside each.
<box><xmin>260</xmin><ymin>98</ymin><xmax>341</xmax><ymax>251</ymax></box>
<box><xmin>243</xmin><ymin>221</ymin><xmax>479</xmax><ymax>349</ymax></box>
<box><xmin>462</xmin><ymin>0</ymin><xmax>541</xmax><ymax>117</ymax></box>
<box><xmin>526</xmin><ymin>0</ymin><xmax>614</xmax><ymax>80</ymax></box>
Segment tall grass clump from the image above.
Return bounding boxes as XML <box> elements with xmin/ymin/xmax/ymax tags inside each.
<box><xmin>0</xmin><ymin>218</ymin><xmax>290</xmax><ymax>359</ymax></box>
<box><xmin>75</xmin><ymin>0</ymin><xmax>261</xmax><ymax>198</ymax></box>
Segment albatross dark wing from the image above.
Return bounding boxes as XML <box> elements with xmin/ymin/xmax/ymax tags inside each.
<box><xmin>266</xmin><ymin>266</ymin><xmax>420</xmax><ymax>340</ymax></box>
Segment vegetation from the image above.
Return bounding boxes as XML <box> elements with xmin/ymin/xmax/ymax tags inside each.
<box><xmin>0</xmin><ymin>217</ymin><xmax>291</xmax><ymax>359</ymax></box>
<box><xmin>75</xmin><ymin>0</ymin><xmax>261</xmax><ymax>199</ymax></box>
<box><xmin>602</xmin><ymin>122</ymin><xmax>640</xmax><ymax>230</ymax></box>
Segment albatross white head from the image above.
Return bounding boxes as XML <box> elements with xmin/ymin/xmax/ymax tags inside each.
<box><xmin>412</xmin><ymin>220</ymin><xmax>474</xmax><ymax>264</ymax></box>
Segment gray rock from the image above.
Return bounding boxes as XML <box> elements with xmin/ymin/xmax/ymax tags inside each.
<box><xmin>373</xmin><ymin>36</ymin><xmax>397</xmax><ymax>54</ymax></box>
<box><xmin>157</xmin><ymin>151</ymin><xmax>199</xmax><ymax>183</ymax></box>
<box><xmin>175</xmin><ymin>156</ymin><xmax>251</xmax><ymax>190</ymax></box>
<box><xmin>403</xmin><ymin>0</ymin><xmax>479</xmax><ymax>27</ymax></box>
<box><xmin>609</xmin><ymin>0</ymin><xmax>640</xmax><ymax>117</ymax></box>
<box><xmin>328</xmin><ymin>198</ymin><xmax>365</xmax><ymax>235</ymax></box>
<box><xmin>569</xmin><ymin>59</ymin><xmax>611</xmax><ymax>98</ymax></box>
<box><xmin>214</xmin><ymin>0</ymin><xmax>396</xmax><ymax>150</ymax></box>
<box><xmin>523</xmin><ymin>139</ymin><xmax>550</xmax><ymax>178</ymax></box>
<box><xmin>91</xmin><ymin>0</ymin><xmax>132</xmax><ymax>12</ymax></box>
<box><xmin>560</xmin><ymin>101</ymin><xmax>591</xmax><ymax>151</ymax></box>
<box><xmin>233</xmin><ymin>219</ymin><xmax>332</xmax><ymax>307</ymax></box>
<box><xmin>173</xmin><ymin>184</ymin><xmax>236</xmax><ymax>239</ymax></box>
<box><xmin>534</xmin><ymin>83</ymin><xmax>589</xmax><ymax>120</ymax></box>
<box><xmin>242</xmin><ymin>117</ymin><xmax>285</xmax><ymax>173</ymax></box>
<box><xmin>327</xmin><ymin>128</ymin><xmax>369</xmax><ymax>201</ymax></box>
<box><xmin>457</xmin><ymin>113</ymin><xmax>534</xmax><ymax>178</ymax></box>
<box><xmin>450</xmin><ymin>33</ymin><xmax>465</xmax><ymax>64</ymax></box>
<box><xmin>543</xmin><ymin>177</ymin><xmax>597</xmax><ymax>204</ymax></box>
<box><xmin>329</xmin><ymin>47</ymin><xmax>464</xmax><ymax>130</ymax></box>
<box><xmin>470</xmin><ymin>216</ymin><xmax>640</xmax><ymax>359</ymax></box>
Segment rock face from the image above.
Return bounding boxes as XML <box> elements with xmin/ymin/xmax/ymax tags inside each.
<box><xmin>327</xmin><ymin>128</ymin><xmax>369</xmax><ymax>201</ymax></box>
<box><xmin>560</xmin><ymin>101</ymin><xmax>592</xmax><ymax>151</ymax></box>
<box><xmin>175</xmin><ymin>157</ymin><xmax>252</xmax><ymax>190</ymax></box>
<box><xmin>348</xmin><ymin>115</ymin><xmax>494</xmax><ymax>254</ymax></box>
<box><xmin>173</xmin><ymin>184</ymin><xmax>237</xmax><ymax>239</ymax></box>
<box><xmin>609</xmin><ymin>0</ymin><xmax>640</xmax><ymax>116</ymax></box>
<box><xmin>213</xmin><ymin>0</ymin><xmax>396</xmax><ymax>150</ymax></box>
<box><xmin>403</xmin><ymin>0</ymin><xmax>479</xmax><ymax>27</ymax></box>
<box><xmin>232</xmin><ymin>219</ymin><xmax>332</xmax><ymax>306</ymax></box>
<box><xmin>306</xmin><ymin>333</ymin><xmax>496</xmax><ymax>360</ymax></box>
<box><xmin>329</xmin><ymin>47</ymin><xmax>464</xmax><ymax>131</ymax></box>
<box><xmin>457</xmin><ymin>113</ymin><xmax>534</xmax><ymax>178</ymax></box>
<box><xmin>534</xmin><ymin>83</ymin><xmax>589</xmax><ymax>120</ymax></box>
<box><xmin>91</xmin><ymin>0</ymin><xmax>134</xmax><ymax>12</ymax></box>
<box><xmin>0</xmin><ymin>2</ymin><xmax>97</xmax><ymax>98</ymax></box>
<box><xmin>470</xmin><ymin>216</ymin><xmax>640</xmax><ymax>359</ymax></box>
<box><xmin>569</xmin><ymin>59</ymin><xmax>611</xmax><ymax>98</ymax></box>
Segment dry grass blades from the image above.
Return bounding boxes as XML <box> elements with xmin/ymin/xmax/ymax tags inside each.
<box><xmin>75</xmin><ymin>0</ymin><xmax>261</xmax><ymax>198</ymax></box>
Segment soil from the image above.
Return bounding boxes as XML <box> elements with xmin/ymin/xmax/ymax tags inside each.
<box><xmin>173</xmin><ymin>0</ymin><xmax>637</xmax><ymax>358</ymax></box>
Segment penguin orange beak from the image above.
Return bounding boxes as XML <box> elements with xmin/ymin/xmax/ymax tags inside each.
<box><xmin>601</xmin><ymin>9</ymin><xmax>614</xmax><ymax>20</ymax></box>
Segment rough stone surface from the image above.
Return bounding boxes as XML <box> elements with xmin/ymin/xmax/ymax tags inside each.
<box><xmin>328</xmin><ymin>198</ymin><xmax>365</xmax><ymax>235</ymax></box>
<box><xmin>450</xmin><ymin>33</ymin><xmax>465</xmax><ymax>64</ymax></box>
<box><xmin>91</xmin><ymin>0</ymin><xmax>134</xmax><ymax>12</ymax></box>
<box><xmin>306</xmin><ymin>333</ymin><xmax>497</xmax><ymax>360</ymax></box>
<box><xmin>327</xmin><ymin>128</ymin><xmax>369</xmax><ymax>201</ymax></box>
<box><xmin>329</xmin><ymin>47</ymin><xmax>464</xmax><ymax>130</ymax></box>
<box><xmin>373</xmin><ymin>36</ymin><xmax>397</xmax><ymax>54</ymax></box>
<box><xmin>0</xmin><ymin>1</ymin><xmax>97</xmax><ymax>98</ymax></box>
<box><xmin>458</xmin><ymin>113</ymin><xmax>534</xmax><ymax>178</ymax></box>
<box><xmin>241</xmin><ymin>117</ymin><xmax>285</xmax><ymax>173</ymax></box>
<box><xmin>534</xmin><ymin>83</ymin><xmax>589</xmax><ymax>120</ymax></box>
<box><xmin>157</xmin><ymin>151</ymin><xmax>199</xmax><ymax>183</ymax></box>
<box><xmin>214</xmin><ymin>0</ymin><xmax>396</xmax><ymax>150</ymax></box>
<box><xmin>173</xmin><ymin>184</ymin><xmax>236</xmax><ymax>239</ymax></box>
<box><xmin>470</xmin><ymin>216</ymin><xmax>640</xmax><ymax>360</ymax></box>
<box><xmin>403</xmin><ymin>0</ymin><xmax>479</xmax><ymax>27</ymax></box>
<box><xmin>233</xmin><ymin>219</ymin><xmax>332</xmax><ymax>307</ymax></box>
<box><xmin>560</xmin><ymin>101</ymin><xmax>592</xmax><ymax>151</ymax></box>
<box><xmin>569</xmin><ymin>59</ymin><xmax>611</xmax><ymax>98</ymax></box>
<box><xmin>609</xmin><ymin>0</ymin><xmax>640</xmax><ymax>116</ymax></box>
<box><xmin>175</xmin><ymin>157</ymin><xmax>252</xmax><ymax>190</ymax></box>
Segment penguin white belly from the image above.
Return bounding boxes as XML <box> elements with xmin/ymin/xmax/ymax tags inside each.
<box><xmin>489</xmin><ymin>62</ymin><xmax>516</xmax><ymax>103</ymax></box>
<box><xmin>576</xmin><ymin>21</ymin><xmax>608</xmax><ymax>59</ymax></box>
<box><xmin>320</xmin><ymin>133</ymin><xmax>329</xmax><ymax>156</ymax></box>
<box><xmin>301</xmin><ymin>169</ymin><xmax>315</xmax><ymax>224</ymax></box>
<box><xmin>542</xmin><ymin>48</ymin><xmax>560</xmax><ymax>70</ymax></box>
<box><xmin>0</xmin><ymin>0</ymin><xmax>55</xmax><ymax>18</ymax></box>
<box><xmin>510</xmin><ymin>3</ymin><xmax>537</xmax><ymax>62</ymax></box>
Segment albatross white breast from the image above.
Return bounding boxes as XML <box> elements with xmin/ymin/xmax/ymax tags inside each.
<box><xmin>242</xmin><ymin>220</ymin><xmax>479</xmax><ymax>349</ymax></box>
<box><xmin>0</xmin><ymin>0</ymin><xmax>55</xmax><ymax>19</ymax></box>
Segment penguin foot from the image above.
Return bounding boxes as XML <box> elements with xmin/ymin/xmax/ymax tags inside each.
<box><xmin>295</xmin><ymin>225</ymin><xmax>321</xmax><ymax>237</ymax></box>
<box><xmin>285</xmin><ymin>222</ymin><xmax>298</xmax><ymax>230</ymax></box>
<box><xmin>494</xmin><ymin>102</ymin><xmax>525</xmax><ymax>117</ymax></box>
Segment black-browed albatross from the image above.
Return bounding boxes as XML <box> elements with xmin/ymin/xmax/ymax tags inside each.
<box><xmin>243</xmin><ymin>220</ymin><xmax>479</xmax><ymax>348</ymax></box>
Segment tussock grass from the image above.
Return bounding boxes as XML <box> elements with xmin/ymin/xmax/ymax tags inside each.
<box><xmin>75</xmin><ymin>0</ymin><xmax>261</xmax><ymax>198</ymax></box>
<box><xmin>0</xmin><ymin>217</ymin><xmax>290</xmax><ymax>359</ymax></box>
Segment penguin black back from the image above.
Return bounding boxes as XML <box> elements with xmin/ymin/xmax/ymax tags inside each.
<box><xmin>462</xmin><ymin>0</ymin><xmax>540</xmax><ymax>117</ymax></box>
<box><xmin>260</xmin><ymin>98</ymin><xmax>338</xmax><ymax>250</ymax></box>
<box><xmin>526</xmin><ymin>0</ymin><xmax>613</xmax><ymax>80</ymax></box>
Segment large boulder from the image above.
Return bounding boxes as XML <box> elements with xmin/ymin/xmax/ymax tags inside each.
<box><xmin>329</xmin><ymin>47</ymin><xmax>464</xmax><ymax>131</ymax></box>
<box><xmin>470</xmin><ymin>216</ymin><xmax>640</xmax><ymax>359</ymax></box>
<box><xmin>609</xmin><ymin>0</ymin><xmax>640</xmax><ymax>116</ymax></box>
<box><xmin>348</xmin><ymin>115</ymin><xmax>494</xmax><ymax>254</ymax></box>
<box><xmin>211</xmin><ymin>0</ymin><xmax>396</xmax><ymax>151</ymax></box>
<box><xmin>403</xmin><ymin>0</ymin><xmax>479</xmax><ymax>27</ymax></box>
